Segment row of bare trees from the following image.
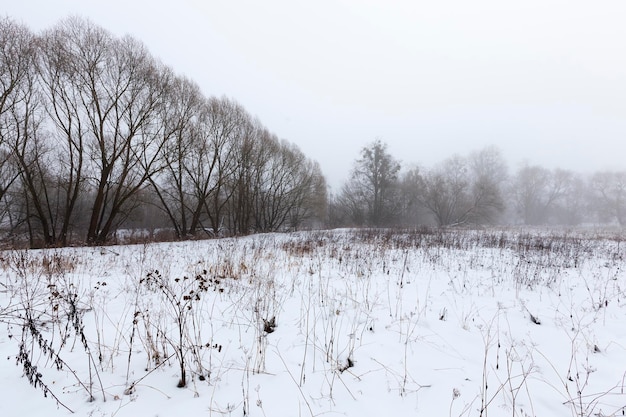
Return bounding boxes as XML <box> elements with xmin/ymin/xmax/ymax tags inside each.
<box><xmin>333</xmin><ymin>140</ymin><xmax>626</xmax><ymax>228</ymax></box>
<box><xmin>0</xmin><ymin>17</ymin><xmax>326</xmax><ymax>247</ymax></box>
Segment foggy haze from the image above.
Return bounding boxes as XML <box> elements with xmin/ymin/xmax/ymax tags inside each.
<box><xmin>4</xmin><ymin>0</ymin><xmax>626</xmax><ymax>189</ymax></box>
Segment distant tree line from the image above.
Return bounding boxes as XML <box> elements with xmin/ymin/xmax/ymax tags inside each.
<box><xmin>0</xmin><ymin>17</ymin><xmax>327</xmax><ymax>247</ymax></box>
<box><xmin>331</xmin><ymin>139</ymin><xmax>626</xmax><ymax>228</ymax></box>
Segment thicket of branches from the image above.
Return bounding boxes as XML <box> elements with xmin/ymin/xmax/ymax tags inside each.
<box><xmin>0</xmin><ymin>17</ymin><xmax>327</xmax><ymax>247</ymax></box>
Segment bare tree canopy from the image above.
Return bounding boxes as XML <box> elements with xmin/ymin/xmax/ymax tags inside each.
<box><xmin>0</xmin><ymin>16</ymin><xmax>328</xmax><ymax>246</ymax></box>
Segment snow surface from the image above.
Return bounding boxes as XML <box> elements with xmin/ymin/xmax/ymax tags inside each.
<box><xmin>1</xmin><ymin>228</ymin><xmax>625</xmax><ymax>416</ymax></box>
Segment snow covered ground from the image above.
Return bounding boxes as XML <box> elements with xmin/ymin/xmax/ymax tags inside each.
<box><xmin>1</xmin><ymin>228</ymin><xmax>625</xmax><ymax>416</ymax></box>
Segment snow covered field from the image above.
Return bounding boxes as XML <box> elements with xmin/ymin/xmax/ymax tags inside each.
<box><xmin>1</xmin><ymin>228</ymin><xmax>625</xmax><ymax>416</ymax></box>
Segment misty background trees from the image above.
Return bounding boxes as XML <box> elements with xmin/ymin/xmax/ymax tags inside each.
<box><xmin>1</xmin><ymin>16</ymin><xmax>624</xmax><ymax>248</ymax></box>
<box><xmin>330</xmin><ymin>141</ymin><xmax>625</xmax><ymax>229</ymax></box>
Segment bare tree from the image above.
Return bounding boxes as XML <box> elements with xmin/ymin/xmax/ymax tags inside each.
<box><xmin>339</xmin><ymin>139</ymin><xmax>401</xmax><ymax>226</ymax></box>
<box><xmin>41</xmin><ymin>18</ymin><xmax>170</xmax><ymax>244</ymax></box>
<box><xmin>202</xmin><ymin>97</ymin><xmax>249</xmax><ymax>235</ymax></box>
<box><xmin>224</xmin><ymin>120</ymin><xmax>326</xmax><ymax>234</ymax></box>
<box><xmin>510</xmin><ymin>164</ymin><xmax>571</xmax><ymax>225</ymax></box>
<box><xmin>0</xmin><ymin>19</ymin><xmax>64</xmax><ymax>245</ymax></box>
<box><xmin>397</xmin><ymin>166</ymin><xmax>426</xmax><ymax>225</ymax></box>
<box><xmin>554</xmin><ymin>171</ymin><xmax>588</xmax><ymax>225</ymax></box>
<box><xmin>336</xmin><ymin>177</ymin><xmax>367</xmax><ymax>226</ymax></box>
<box><xmin>285</xmin><ymin>158</ymin><xmax>327</xmax><ymax>230</ymax></box>
<box><xmin>31</xmin><ymin>21</ymin><xmax>91</xmax><ymax>245</ymax></box>
<box><xmin>0</xmin><ymin>18</ymin><xmax>36</xmax><ymax>233</ymax></box>
<box><xmin>227</xmin><ymin>120</ymin><xmax>262</xmax><ymax>234</ymax></box>
<box><xmin>591</xmin><ymin>170</ymin><xmax>626</xmax><ymax>226</ymax></box>
<box><xmin>148</xmin><ymin>75</ymin><xmax>204</xmax><ymax>238</ymax></box>
<box><xmin>249</xmin><ymin>130</ymin><xmax>280</xmax><ymax>232</ymax></box>
<box><xmin>467</xmin><ymin>146</ymin><xmax>507</xmax><ymax>224</ymax></box>
<box><xmin>253</xmin><ymin>140</ymin><xmax>326</xmax><ymax>231</ymax></box>
<box><xmin>89</xmin><ymin>37</ymin><xmax>170</xmax><ymax>243</ymax></box>
<box><xmin>419</xmin><ymin>147</ymin><xmax>507</xmax><ymax>227</ymax></box>
<box><xmin>420</xmin><ymin>155</ymin><xmax>471</xmax><ymax>226</ymax></box>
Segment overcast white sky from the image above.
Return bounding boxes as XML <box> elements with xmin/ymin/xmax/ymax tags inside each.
<box><xmin>4</xmin><ymin>0</ymin><xmax>626</xmax><ymax>189</ymax></box>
